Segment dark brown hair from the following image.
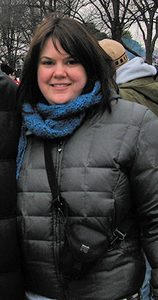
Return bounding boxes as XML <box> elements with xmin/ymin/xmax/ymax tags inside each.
<box><xmin>17</xmin><ymin>13</ymin><xmax>117</xmax><ymax>112</ymax></box>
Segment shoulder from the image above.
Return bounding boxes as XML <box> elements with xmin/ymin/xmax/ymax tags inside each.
<box><xmin>108</xmin><ymin>93</ymin><xmax>156</xmax><ymax>127</ymax></box>
<box><xmin>0</xmin><ymin>70</ymin><xmax>18</xmax><ymax>111</ymax></box>
<box><xmin>110</xmin><ymin>91</ymin><xmax>148</xmax><ymax>115</ymax></box>
<box><xmin>119</xmin><ymin>76</ymin><xmax>156</xmax><ymax>87</ymax></box>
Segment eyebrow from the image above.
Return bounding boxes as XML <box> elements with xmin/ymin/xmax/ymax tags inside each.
<box><xmin>39</xmin><ymin>54</ymin><xmax>73</xmax><ymax>60</ymax></box>
<box><xmin>39</xmin><ymin>56</ymin><xmax>53</xmax><ymax>60</ymax></box>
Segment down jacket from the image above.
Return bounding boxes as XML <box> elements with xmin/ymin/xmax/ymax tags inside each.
<box><xmin>0</xmin><ymin>71</ymin><xmax>24</xmax><ymax>299</ymax></box>
<box><xmin>17</xmin><ymin>95</ymin><xmax>158</xmax><ymax>300</ymax></box>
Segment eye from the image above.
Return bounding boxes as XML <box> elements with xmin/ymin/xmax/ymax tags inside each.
<box><xmin>42</xmin><ymin>60</ymin><xmax>53</xmax><ymax>66</ymax></box>
<box><xmin>67</xmin><ymin>59</ymin><xmax>78</xmax><ymax>65</ymax></box>
<box><xmin>39</xmin><ymin>58</ymin><xmax>54</xmax><ymax>66</ymax></box>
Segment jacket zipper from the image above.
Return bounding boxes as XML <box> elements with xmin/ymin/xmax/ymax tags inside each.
<box><xmin>57</xmin><ymin>140</ymin><xmax>63</xmax><ymax>187</ymax></box>
<box><xmin>53</xmin><ymin>139</ymin><xmax>69</xmax><ymax>299</ymax></box>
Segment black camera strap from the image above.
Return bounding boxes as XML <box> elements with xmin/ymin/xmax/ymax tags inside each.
<box><xmin>44</xmin><ymin>139</ymin><xmax>134</xmax><ymax>280</ymax></box>
<box><xmin>44</xmin><ymin>139</ymin><xmax>133</xmax><ymax>242</ymax></box>
<box><xmin>44</xmin><ymin>140</ymin><xmax>63</xmax><ymax>211</ymax></box>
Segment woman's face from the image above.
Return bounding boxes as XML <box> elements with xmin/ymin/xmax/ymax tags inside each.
<box><xmin>37</xmin><ymin>38</ymin><xmax>87</xmax><ymax>105</ymax></box>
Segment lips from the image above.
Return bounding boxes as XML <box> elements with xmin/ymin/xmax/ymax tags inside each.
<box><xmin>51</xmin><ymin>84</ymin><xmax>70</xmax><ymax>87</ymax></box>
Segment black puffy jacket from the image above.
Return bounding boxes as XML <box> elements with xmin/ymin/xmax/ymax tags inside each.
<box><xmin>17</xmin><ymin>96</ymin><xmax>158</xmax><ymax>300</ymax></box>
<box><xmin>0</xmin><ymin>71</ymin><xmax>24</xmax><ymax>299</ymax></box>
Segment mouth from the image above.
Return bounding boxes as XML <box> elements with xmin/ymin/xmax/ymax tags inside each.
<box><xmin>51</xmin><ymin>84</ymin><xmax>71</xmax><ymax>87</ymax></box>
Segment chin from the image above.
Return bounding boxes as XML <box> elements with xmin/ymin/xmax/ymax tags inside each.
<box><xmin>50</xmin><ymin>99</ymin><xmax>73</xmax><ymax>105</ymax></box>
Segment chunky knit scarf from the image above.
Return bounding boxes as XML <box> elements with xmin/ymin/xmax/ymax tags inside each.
<box><xmin>16</xmin><ymin>81</ymin><xmax>102</xmax><ymax>178</ymax></box>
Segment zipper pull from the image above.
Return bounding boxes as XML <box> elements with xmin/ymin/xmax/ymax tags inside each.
<box><xmin>58</xmin><ymin>141</ymin><xmax>63</xmax><ymax>153</ymax></box>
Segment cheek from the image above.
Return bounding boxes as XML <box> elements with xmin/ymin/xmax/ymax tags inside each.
<box><xmin>37</xmin><ymin>67</ymin><xmax>50</xmax><ymax>84</ymax></box>
<box><xmin>73</xmin><ymin>68</ymin><xmax>87</xmax><ymax>88</ymax></box>
<box><xmin>80</xmin><ymin>74</ymin><xmax>87</xmax><ymax>89</ymax></box>
<box><xmin>37</xmin><ymin>69</ymin><xmax>49</xmax><ymax>96</ymax></box>
<box><xmin>37</xmin><ymin>67</ymin><xmax>43</xmax><ymax>86</ymax></box>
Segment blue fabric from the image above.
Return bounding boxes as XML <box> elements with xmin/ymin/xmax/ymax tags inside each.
<box><xmin>140</xmin><ymin>254</ymin><xmax>154</xmax><ymax>300</ymax></box>
<box><xmin>16</xmin><ymin>81</ymin><xmax>102</xmax><ymax>178</ymax></box>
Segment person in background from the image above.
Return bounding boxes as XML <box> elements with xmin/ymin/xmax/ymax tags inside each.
<box><xmin>99</xmin><ymin>38</ymin><xmax>158</xmax><ymax>300</ymax></box>
<box><xmin>99</xmin><ymin>39</ymin><xmax>158</xmax><ymax>118</ymax></box>
<box><xmin>0</xmin><ymin>70</ymin><xmax>24</xmax><ymax>299</ymax></box>
<box><xmin>0</xmin><ymin>68</ymin><xmax>17</xmax><ymax>109</ymax></box>
<box><xmin>16</xmin><ymin>13</ymin><xmax>158</xmax><ymax>300</ymax></box>
<box><xmin>1</xmin><ymin>63</ymin><xmax>21</xmax><ymax>85</ymax></box>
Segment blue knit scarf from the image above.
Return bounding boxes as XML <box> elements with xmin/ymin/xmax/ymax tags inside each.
<box><xmin>16</xmin><ymin>81</ymin><xmax>102</xmax><ymax>178</ymax></box>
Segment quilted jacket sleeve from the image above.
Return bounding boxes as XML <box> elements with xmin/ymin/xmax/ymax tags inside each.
<box><xmin>0</xmin><ymin>111</ymin><xmax>24</xmax><ymax>300</ymax></box>
<box><xmin>0</xmin><ymin>70</ymin><xmax>24</xmax><ymax>299</ymax></box>
<box><xmin>129</xmin><ymin>108</ymin><xmax>158</xmax><ymax>299</ymax></box>
<box><xmin>0</xmin><ymin>70</ymin><xmax>18</xmax><ymax>110</ymax></box>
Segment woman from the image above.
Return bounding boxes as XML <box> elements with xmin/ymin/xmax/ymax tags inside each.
<box><xmin>16</xmin><ymin>13</ymin><xmax>158</xmax><ymax>300</ymax></box>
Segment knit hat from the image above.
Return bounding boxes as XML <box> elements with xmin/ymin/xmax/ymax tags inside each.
<box><xmin>99</xmin><ymin>39</ymin><xmax>129</xmax><ymax>69</ymax></box>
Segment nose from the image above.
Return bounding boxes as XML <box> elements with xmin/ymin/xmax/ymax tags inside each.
<box><xmin>53</xmin><ymin>63</ymin><xmax>66</xmax><ymax>78</ymax></box>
